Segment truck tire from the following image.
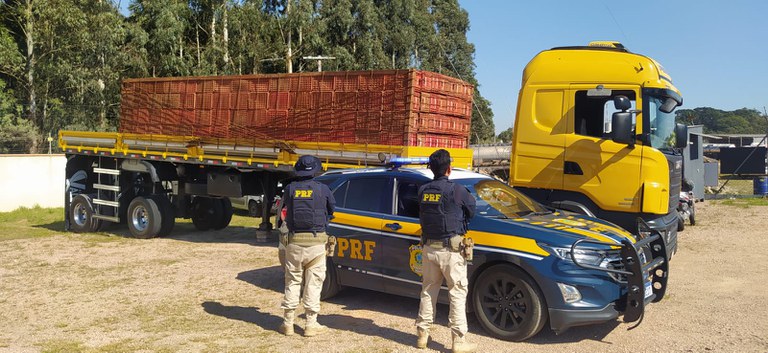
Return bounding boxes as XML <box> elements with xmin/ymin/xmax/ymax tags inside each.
<box><xmin>191</xmin><ymin>197</ymin><xmax>223</xmax><ymax>231</ymax></box>
<box><xmin>149</xmin><ymin>195</ymin><xmax>175</xmax><ymax>237</ymax></box>
<box><xmin>127</xmin><ymin>196</ymin><xmax>162</xmax><ymax>239</ymax></box>
<box><xmin>69</xmin><ymin>194</ymin><xmax>102</xmax><ymax>233</ymax></box>
<box><xmin>472</xmin><ymin>264</ymin><xmax>547</xmax><ymax>341</ymax></box>
<box><xmin>213</xmin><ymin>198</ymin><xmax>233</xmax><ymax>230</ymax></box>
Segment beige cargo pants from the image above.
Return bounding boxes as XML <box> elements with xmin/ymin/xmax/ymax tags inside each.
<box><xmin>415</xmin><ymin>240</ymin><xmax>469</xmax><ymax>339</ymax></box>
<box><xmin>280</xmin><ymin>232</ymin><xmax>327</xmax><ymax>320</ymax></box>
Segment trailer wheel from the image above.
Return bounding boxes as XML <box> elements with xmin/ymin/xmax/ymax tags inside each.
<box><xmin>149</xmin><ymin>195</ymin><xmax>175</xmax><ymax>237</ymax></box>
<box><xmin>191</xmin><ymin>197</ymin><xmax>223</xmax><ymax>231</ymax></box>
<box><xmin>127</xmin><ymin>196</ymin><xmax>162</xmax><ymax>239</ymax></box>
<box><xmin>213</xmin><ymin>198</ymin><xmax>233</xmax><ymax>230</ymax></box>
<box><xmin>472</xmin><ymin>264</ymin><xmax>546</xmax><ymax>341</ymax></box>
<box><xmin>69</xmin><ymin>194</ymin><xmax>102</xmax><ymax>233</ymax></box>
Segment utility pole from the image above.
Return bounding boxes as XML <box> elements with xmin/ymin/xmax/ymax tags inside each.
<box><xmin>302</xmin><ymin>56</ymin><xmax>336</xmax><ymax>72</ymax></box>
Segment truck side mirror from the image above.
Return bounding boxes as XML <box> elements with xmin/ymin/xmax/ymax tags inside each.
<box><xmin>613</xmin><ymin>95</ymin><xmax>631</xmax><ymax>111</ymax></box>
<box><xmin>611</xmin><ymin>112</ymin><xmax>635</xmax><ymax>146</ymax></box>
<box><xmin>675</xmin><ymin>123</ymin><xmax>688</xmax><ymax>149</ymax></box>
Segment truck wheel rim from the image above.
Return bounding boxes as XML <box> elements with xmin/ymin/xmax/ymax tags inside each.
<box><xmin>73</xmin><ymin>203</ymin><xmax>87</xmax><ymax>227</ymax></box>
<box><xmin>131</xmin><ymin>205</ymin><xmax>148</xmax><ymax>232</ymax></box>
<box><xmin>479</xmin><ymin>277</ymin><xmax>530</xmax><ymax>330</ymax></box>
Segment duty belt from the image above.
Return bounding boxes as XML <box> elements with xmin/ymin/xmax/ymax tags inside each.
<box><xmin>288</xmin><ymin>231</ymin><xmax>328</xmax><ymax>246</ymax></box>
<box><xmin>424</xmin><ymin>235</ymin><xmax>460</xmax><ymax>249</ymax></box>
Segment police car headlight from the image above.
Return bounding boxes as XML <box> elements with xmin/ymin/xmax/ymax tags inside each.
<box><xmin>540</xmin><ymin>244</ymin><xmax>606</xmax><ymax>267</ymax></box>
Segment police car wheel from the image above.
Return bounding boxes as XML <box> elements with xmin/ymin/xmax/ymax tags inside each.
<box><xmin>472</xmin><ymin>264</ymin><xmax>546</xmax><ymax>341</ymax></box>
<box><xmin>320</xmin><ymin>258</ymin><xmax>341</xmax><ymax>300</ymax></box>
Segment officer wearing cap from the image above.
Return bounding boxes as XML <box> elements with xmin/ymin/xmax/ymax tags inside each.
<box><xmin>278</xmin><ymin>155</ymin><xmax>335</xmax><ymax>337</ymax></box>
<box><xmin>415</xmin><ymin>149</ymin><xmax>476</xmax><ymax>353</ymax></box>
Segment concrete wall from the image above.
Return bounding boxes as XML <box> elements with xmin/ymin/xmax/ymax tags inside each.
<box><xmin>0</xmin><ymin>154</ymin><xmax>66</xmax><ymax>212</ymax></box>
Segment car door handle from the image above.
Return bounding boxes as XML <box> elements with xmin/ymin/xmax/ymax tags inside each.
<box><xmin>385</xmin><ymin>223</ymin><xmax>402</xmax><ymax>231</ymax></box>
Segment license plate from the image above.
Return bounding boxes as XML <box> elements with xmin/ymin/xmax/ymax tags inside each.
<box><xmin>644</xmin><ymin>280</ymin><xmax>653</xmax><ymax>299</ymax></box>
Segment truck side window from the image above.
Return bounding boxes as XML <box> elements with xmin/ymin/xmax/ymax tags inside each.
<box><xmin>574</xmin><ymin>90</ymin><xmax>636</xmax><ymax>138</ymax></box>
<box><xmin>396</xmin><ymin>180</ymin><xmax>423</xmax><ymax>218</ymax></box>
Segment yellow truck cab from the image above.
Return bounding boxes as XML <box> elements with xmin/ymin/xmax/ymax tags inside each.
<box><xmin>510</xmin><ymin>42</ymin><xmax>687</xmax><ymax>257</ymax></box>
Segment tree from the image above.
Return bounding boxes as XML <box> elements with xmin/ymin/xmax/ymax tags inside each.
<box><xmin>130</xmin><ymin>0</ymin><xmax>192</xmax><ymax>77</ymax></box>
<box><xmin>0</xmin><ymin>79</ymin><xmax>35</xmax><ymax>153</ymax></box>
<box><xmin>676</xmin><ymin>107</ymin><xmax>767</xmax><ymax>135</ymax></box>
<box><xmin>497</xmin><ymin>127</ymin><xmax>513</xmax><ymax>143</ymax></box>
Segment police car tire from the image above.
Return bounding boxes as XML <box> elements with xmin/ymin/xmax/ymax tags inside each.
<box><xmin>320</xmin><ymin>258</ymin><xmax>341</xmax><ymax>300</ymax></box>
<box><xmin>69</xmin><ymin>194</ymin><xmax>102</xmax><ymax>233</ymax></box>
<box><xmin>149</xmin><ymin>195</ymin><xmax>175</xmax><ymax>237</ymax></box>
<box><xmin>127</xmin><ymin>196</ymin><xmax>162</xmax><ymax>239</ymax></box>
<box><xmin>472</xmin><ymin>264</ymin><xmax>546</xmax><ymax>341</ymax></box>
<box><xmin>191</xmin><ymin>197</ymin><xmax>223</xmax><ymax>231</ymax></box>
<box><xmin>213</xmin><ymin>198</ymin><xmax>233</xmax><ymax>230</ymax></box>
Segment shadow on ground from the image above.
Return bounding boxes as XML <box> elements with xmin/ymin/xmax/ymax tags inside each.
<box><xmin>236</xmin><ymin>265</ymin><xmax>622</xmax><ymax>345</ymax></box>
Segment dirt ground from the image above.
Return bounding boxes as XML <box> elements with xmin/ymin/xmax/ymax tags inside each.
<box><xmin>1</xmin><ymin>202</ymin><xmax>767</xmax><ymax>353</ymax></box>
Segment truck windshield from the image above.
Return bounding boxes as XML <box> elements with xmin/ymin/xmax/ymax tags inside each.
<box><xmin>459</xmin><ymin>179</ymin><xmax>549</xmax><ymax>218</ymax></box>
<box><xmin>645</xmin><ymin>94</ymin><xmax>680</xmax><ymax>151</ymax></box>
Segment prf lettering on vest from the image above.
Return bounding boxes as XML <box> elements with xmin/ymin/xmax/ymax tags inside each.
<box><xmin>422</xmin><ymin>193</ymin><xmax>441</xmax><ymax>202</ymax></box>
<box><xmin>336</xmin><ymin>238</ymin><xmax>376</xmax><ymax>261</ymax></box>
<box><xmin>294</xmin><ymin>189</ymin><xmax>314</xmax><ymax>198</ymax></box>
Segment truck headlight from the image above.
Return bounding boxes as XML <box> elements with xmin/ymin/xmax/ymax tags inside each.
<box><xmin>637</xmin><ymin>218</ymin><xmax>652</xmax><ymax>239</ymax></box>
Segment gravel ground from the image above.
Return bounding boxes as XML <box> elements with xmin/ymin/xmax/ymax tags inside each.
<box><xmin>0</xmin><ymin>202</ymin><xmax>767</xmax><ymax>353</ymax></box>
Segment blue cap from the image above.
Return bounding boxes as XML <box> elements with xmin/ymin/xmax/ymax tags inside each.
<box><xmin>295</xmin><ymin>155</ymin><xmax>322</xmax><ymax>177</ymax></box>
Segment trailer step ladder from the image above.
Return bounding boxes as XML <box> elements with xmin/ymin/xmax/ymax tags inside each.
<box><xmin>92</xmin><ymin>158</ymin><xmax>121</xmax><ymax>223</ymax></box>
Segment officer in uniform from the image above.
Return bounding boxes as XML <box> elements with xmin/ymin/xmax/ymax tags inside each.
<box><xmin>415</xmin><ymin>149</ymin><xmax>476</xmax><ymax>353</ymax></box>
<box><xmin>278</xmin><ymin>155</ymin><xmax>335</xmax><ymax>337</ymax></box>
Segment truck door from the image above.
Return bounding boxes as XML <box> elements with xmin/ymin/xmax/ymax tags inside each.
<box><xmin>327</xmin><ymin>176</ymin><xmax>390</xmax><ymax>292</ymax></box>
<box><xmin>563</xmin><ymin>86</ymin><xmax>643</xmax><ymax>213</ymax></box>
<box><xmin>510</xmin><ymin>87</ymin><xmax>567</xmax><ymax>189</ymax></box>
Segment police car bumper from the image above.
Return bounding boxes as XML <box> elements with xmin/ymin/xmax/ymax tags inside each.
<box><xmin>548</xmin><ymin>305</ymin><xmax>619</xmax><ymax>334</ymax></box>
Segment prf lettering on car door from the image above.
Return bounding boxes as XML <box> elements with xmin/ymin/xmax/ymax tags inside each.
<box><xmin>336</xmin><ymin>238</ymin><xmax>376</xmax><ymax>261</ymax></box>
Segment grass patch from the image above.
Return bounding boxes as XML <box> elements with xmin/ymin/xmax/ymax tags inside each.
<box><xmin>0</xmin><ymin>206</ymin><xmax>64</xmax><ymax>240</ymax></box>
<box><xmin>717</xmin><ymin>198</ymin><xmax>768</xmax><ymax>207</ymax></box>
<box><xmin>39</xmin><ymin>339</ymin><xmax>86</xmax><ymax>353</ymax></box>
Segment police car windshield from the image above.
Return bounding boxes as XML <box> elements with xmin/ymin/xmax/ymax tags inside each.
<box><xmin>457</xmin><ymin>179</ymin><xmax>548</xmax><ymax>218</ymax></box>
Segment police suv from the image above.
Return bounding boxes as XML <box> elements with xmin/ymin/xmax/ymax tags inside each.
<box><xmin>315</xmin><ymin>161</ymin><xmax>668</xmax><ymax>341</ymax></box>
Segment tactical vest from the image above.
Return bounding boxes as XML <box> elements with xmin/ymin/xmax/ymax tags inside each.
<box><xmin>287</xmin><ymin>180</ymin><xmax>327</xmax><ymax>233</ymax></box>
<box><xmin>419</xmin><ymin>178</ymin><xmax>462</xmax><ymax>239</ymax></box>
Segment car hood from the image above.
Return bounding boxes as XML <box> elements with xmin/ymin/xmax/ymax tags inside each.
<box><xmin>481</xmin><ymin>211</ymin><xmax>636</xmax><ymax>245</ymax></box>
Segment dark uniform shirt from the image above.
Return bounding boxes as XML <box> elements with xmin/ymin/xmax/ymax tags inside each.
<box><xmin>282</xmin><ymin>178</ymin><xmax>335</xmax><ymax>233</ymax></box>
<box><xmin>418</xmin><ymin>176</ymin><xmax>476</xmax><ymax>240</ymax></box>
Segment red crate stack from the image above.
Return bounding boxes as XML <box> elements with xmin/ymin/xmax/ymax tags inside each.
<box><xmin>119</xmin><ymin>69</ymin><xmax>473</xmax><ymax>149</ymax></box>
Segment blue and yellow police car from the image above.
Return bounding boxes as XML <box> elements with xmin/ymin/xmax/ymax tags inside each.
<box><xmin>315</xmin><ymin>160</ymin><xmax>668</xmax><ymax>341</ymax></box>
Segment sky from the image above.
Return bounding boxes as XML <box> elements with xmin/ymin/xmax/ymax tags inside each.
<box><xmin>117</xmin><ymin>1</ymin><xmax>768</xmax><ymax>134</ymax></box>
<box><xmin>459</xmin><ymin>0</ymin><xmax>768</xmax><ymax>133</ymax></box>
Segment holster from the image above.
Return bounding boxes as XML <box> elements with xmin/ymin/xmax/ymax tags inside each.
<box><xmin>326</xmin><ymin>236</ymin><xmax>337</xmax><ymax>257</ymax></box>
<box><xmin>460</xmin><ymin>237</ymin><xmax>474</xmax><ymax>262</ymax></box>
